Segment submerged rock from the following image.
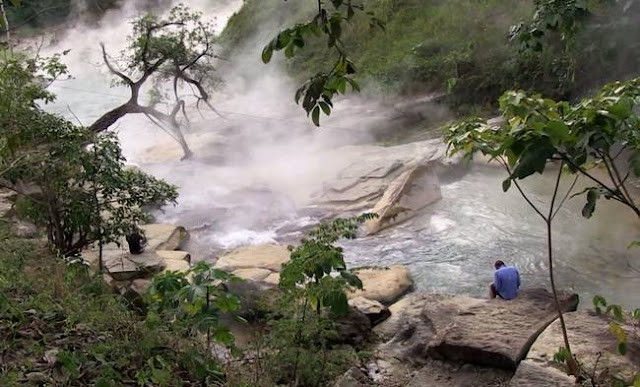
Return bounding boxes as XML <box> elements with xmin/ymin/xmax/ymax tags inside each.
<box><xmin>526</xmin><ymin>310</ymin><xmax>640</xmax><ymax>383</ymax></box>
<box><xmin>350</xmin><ymin>266</ymin><xmax>414</xmax><ymax>305</ymax></box>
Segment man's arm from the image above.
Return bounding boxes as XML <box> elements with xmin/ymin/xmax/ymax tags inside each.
<box><xmin>516</xmin><ymin>269</ymin><xmax>521</xmax><ymax>288</ymax></box>
<box><xmin>494</xmin><ymin>271</ymin><xmax>502</xmax><ymax>293</ymax></box>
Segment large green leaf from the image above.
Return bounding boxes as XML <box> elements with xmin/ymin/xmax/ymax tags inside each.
<box><xmin>510</xmin><ymin>139</ymin><xmax>555</xmax><ymax>180</ymax></box>
<box><xmin>581</xmin><ymin>188</ymin><xmax>600</xmax><ymax>218</ymax></box>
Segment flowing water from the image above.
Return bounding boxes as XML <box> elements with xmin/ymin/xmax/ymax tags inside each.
<box><xmin>39</xmin><ymin>0</ymin><xmax>640</xmax><ymax>309</ymax></box>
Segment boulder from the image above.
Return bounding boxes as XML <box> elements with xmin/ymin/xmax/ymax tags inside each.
<box><xmin>130</xmin><ymin>278</ymin><xmax>152</xmax><ymax>297</ymax></box>
<box><xmin>99</xmin><ymin>249</ymin><xmax>167</xmax><ymax>281</ymax></box>
<box><xmin>313</xmin><ymin>140</ymin><xmax>453</xmax><ymax>214</ymax></box>
<box><xmin>375</xmin><ymin>293</ymin><xmax>483</xmax><ymax>366</ymax></box>
<box><xmin>508</xmin><ymin>360</ymin><xmax>575</xmax><ymax>387</ymax></box>
<box><xmin>13</xmin><ymin>220</ymin><xmax>38</xmax><ymax>238</ymax></box>
<box><xmin>350</xmin><ymin>266</ymin><xmax>413</xmax><ymax>305</ymax></box>
<box><xmin>364</xmin><ymin>164</ymin><xmax>441</xmax><ymax>235</ymax></box>
<box><xmin>231</xmin><ymin>268</ymin><xmax>272</xmax><ymax>282</ymax></box>
<box><xmin>156</xmin><ymin>250</ymin><xmax>191</xmax><ymax>274</ymax></box>
<box><xmin>140</xmin><ymin>224</ymin><xmax>188</xmax><ymax>251</ymax></box>
<box><xmin>263</xmin><ymin>272</ymin><xmax>280</xmax><ymax>287</ymax></box>
<box><xmin>214</xmin><ymin>244</ymin><xmax>290</xmax><ymax>272</ymax></box>
<box><xmin>348</xmin><ymin>297</ymin><xmax>391</xmax><ymax>326</ymax></box>
<box><xmin>334</xmin><ymin>307</ymin><xmax>373</xmax><ymax>350</ymax></box>
<box><xmin>526</xmin><ymin>310</ymin><xmax>640</xmax><ymax>383</ymax></box>
<box><xmin>427</xmin><ymin>288</ymin><xmax>579</xmax><ymax>370</ymax></box>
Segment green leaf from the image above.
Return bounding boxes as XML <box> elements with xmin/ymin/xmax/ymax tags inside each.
<box><xmin>544</xmin><ymin>121</ymin><xmax>570</xmax><ymax>144</ymax></box>
<box><xmin>510</xmin><ymin>139</ymin><xmax>555</xmax><ymax>180</ymax></box>
<box><xmin>261</xmin><ymin>45</ymin><xmax>273</xmax><ymax>64</ymax></box>
<box><xmin>502</xmin><ymin>178</ymin><xmax>512</xmax><ymax>192</ymax></box>
<box><xmin>618</xmin><ymin>341</ymin><xmax>628</xmax><ymax>355</ymax></box>
<box><xmin>634</xmin><ymin>376</ymin><xmax>640</xmax><ymax>387</ymax></box>
<box><xmin>581</xmin><ymin>188</ymin><xmax>600</xmax><ymax>219</ymax></box>
<box><xmin>311</xmin><ymin>106</ymin><xmax>320</xmax><ymax>127</ymax></box>
<box><xmin>318</xmin><ymin>101</ymin><xmax>331</xmax><ymax>116</ymax></box>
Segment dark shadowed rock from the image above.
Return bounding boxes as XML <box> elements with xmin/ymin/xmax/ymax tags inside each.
<box><xmin>526</xmin><ymin>310</ymin><xmax>640</xmax><ymax>383</ymax></box>
<box><xmin>348</xmin><ymin>297</ymin><xmax>391</xmax><ymax>326</ymax></box>
<box><xmin>334</xmin><ymin>307</ymin><xmax>372</xmax><ymax>350</ymax></box>
<box><xmin>427</xmin><ymin>288</ymin><xmax>579</xmax><ymax>369</ymax></box>
<box><xmin>508</xmin><ymin>360</ymin><xmax>575</xmax><ymax>387</ymax></box>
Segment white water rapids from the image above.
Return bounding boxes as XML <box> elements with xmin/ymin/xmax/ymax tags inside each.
<box><xmin>33</xmin><ymin>0</ymin><xmax>640</xmax><ymax>308</ymax></box>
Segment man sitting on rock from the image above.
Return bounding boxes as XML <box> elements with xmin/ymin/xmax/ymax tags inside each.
<box><xmin>125</xmin><ymin>225</ymin><xmax>147</xmax><ymax>255</ymax></box>
<box><xmin>489</xmin><ymin>260</ymin><xmax>520</xmax><ymax>300</ymax></box>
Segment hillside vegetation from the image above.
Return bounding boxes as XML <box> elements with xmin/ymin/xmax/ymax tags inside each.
<box><xmin>222</xmin><ymin>0</ymin><xmax>640</xmax><ymax>115</ymax></box>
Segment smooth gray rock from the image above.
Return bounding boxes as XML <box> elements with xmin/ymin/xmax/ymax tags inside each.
<box><xmin>508</xmin><ymin>360</ymin><xmax>575</xmax><ymax>387</ymax></box>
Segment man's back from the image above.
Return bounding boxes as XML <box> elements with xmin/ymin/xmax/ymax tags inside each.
<box><xmin>494</xmin><ymin>266</ymin><xmax>520</xmax><ymax>300</ymax></box>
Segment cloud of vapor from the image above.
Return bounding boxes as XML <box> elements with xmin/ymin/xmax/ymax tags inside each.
<box><xmin>35</xmin><ymin>0</ymin><xmax>430</xmax><ymax>258</ymax></box>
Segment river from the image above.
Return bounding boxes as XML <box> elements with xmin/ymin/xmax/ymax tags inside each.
<box><xmin>39</xmin><ymin>0</ymin><xmax>640</xmax><ymax>309</ymax></box>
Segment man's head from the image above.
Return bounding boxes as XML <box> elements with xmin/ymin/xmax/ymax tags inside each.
<box><xmin>494</xmin><ymin>260</ymin><xmax>506</xmax><ymax>270</ymax></box>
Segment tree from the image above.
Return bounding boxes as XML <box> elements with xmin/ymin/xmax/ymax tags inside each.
<box><xmin>261</xmin><ymin>0</ymin><xmax>383</xmax><ymax>126</ymax></box>
<box><xmin>444</xmin><ymin>77</ymin><xmax>640</xmax><ymax>377</ymax></box>
<box><xmin>91</xmin><ymin>4</ymin><xmax>221</xmax><ymax>159</ymax></box>
<box><xmin>0</xmin><ymin>54</ymin><xmax>178</xmax><ymax>256</ymax></box>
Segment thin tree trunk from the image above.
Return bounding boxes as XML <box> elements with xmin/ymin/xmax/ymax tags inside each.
<box><xmin>0</xmin><ymin>0</ymin><xmax>10</xmax><ymax>49</ymax></box>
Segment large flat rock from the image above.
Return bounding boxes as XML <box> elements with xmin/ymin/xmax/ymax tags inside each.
<box><xmin>375</xmin><ymin>293</ymin><xmax>483</xmax><ymax>366</ymax></box>
<box><xmin>427</xmin><ymin>288</ymin><xmax>579</xmax><ymax>370</ymax></box>
<box><xmin>526</xmin><ymin>310</ymin><xmax>640</xmax><ymax>383</ymax></box>
<box><xmin>214</xmin><ymin>244</ymin><xmax>290</xmax><ymax>272</ymax></box>
<box><xmin>350</xmin><ymin>266</ymin><xmax>414</xmax><ymax>305</ymax></box>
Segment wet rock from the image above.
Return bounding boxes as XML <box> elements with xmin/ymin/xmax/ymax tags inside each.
<box><xmin>214</xmin><ymin>244</ymin><xmax>290</xmax><ymax>272</ymax></box>
<box><xmin>140</xmin><ymin>223</ymin><xmax>188</xmax><ymax>251</ymax></box>
<box><xmin>364</xmin><ymin>164</ymin><xmax>441</xmax><ymax>235</ymax></box>
<box><xmin>348</xmin><ymin>297</ymin><xmax>391</xmax><ymax>326</ymax></box>
<box><xmin>314</xmin><ymin>140</ymin><xmax>452</xmax><ymax>214</ymax></box>
<box><xmin>334</xmin><ymin>367</ymin><xmax>372</xmax><ymax>387</ymax></box>
<box><xmin>526</xmin><ymin>310</ymin><xmax>640</xmax><ymax>383</ymax></box>
<box><xmin>350</xmin><ymin>266</ymin><xmax>413</xmax><ymax>305</ymax></box>
<box><xmin>427</xmin><ymin>288</ymin><xmax>579</xmax><ymax>370</ymax></box>
<box><xmin>508</xmin><ymin>360</ymin><xmax>575</xmax><ymax>387</ymax></box>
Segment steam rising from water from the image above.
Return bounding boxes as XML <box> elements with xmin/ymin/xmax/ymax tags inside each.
<box><xmin>26</xmin><ymin>0</ymin><xmax>640</xmax><ymax>306</ymax></box>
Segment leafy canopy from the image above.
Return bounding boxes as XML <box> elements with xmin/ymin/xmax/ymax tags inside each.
<box><xmin>444</xmin><ymin>77</ymin><xmax>640</xmax><ymax>220</ymax></box>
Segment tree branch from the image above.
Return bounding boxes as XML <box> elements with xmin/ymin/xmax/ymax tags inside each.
<box><xmin>100</xmin><ymin>44</ymin><xmax>133</xmax><ymax>86</ymax></box>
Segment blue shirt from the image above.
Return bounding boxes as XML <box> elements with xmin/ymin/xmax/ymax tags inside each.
<box><xmin>494</xmin><ymin>266</ymin><xmax>520</xmax><ymax>300</ymax></box>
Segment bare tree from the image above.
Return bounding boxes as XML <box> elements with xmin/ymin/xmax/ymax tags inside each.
<box><xmin>90</xmin><ymin>5</ymin><xmax>220</xmax><ymax>159</ymax></box>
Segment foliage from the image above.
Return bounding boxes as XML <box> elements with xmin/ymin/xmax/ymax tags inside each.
<box><xmin>0</xmin><ymin>54</ymin><xmax>178</xmax><ymax>256</ymax></box>
<box><xmin>146</xmin><ymin>261</ymin><xmax>242</xmax><ymax>352</ymax></box>
<box><xmin>280</xmin><ymin>213</ymin><xmax>377</xmax><ymax>315</ymax></box>
<box><xmin>444</xmin><ymin>77</ymin><xmax>640</xmax><ymax>220</ymax></box>
<box><xmin>0</xmin><ymin>222</ymin><xmax>224</xmax><ymax>386</ymax></box>
<box><xmin>593</xmin><ymin>295</ymin><xmax>639</xmax><ymax>357</ymax></box>
<box><xmin>261</xmin><ymin>0</ymin><xmax>384</xmax><ymax>125</ymax></box>
<box><xmin>254</xmin><ymin>214</ymin><xmax>376</xmax><ymax>386</ymax></box>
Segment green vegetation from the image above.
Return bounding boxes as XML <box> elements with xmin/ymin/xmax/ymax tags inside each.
<box><xmin>0</xmin><ymin>222</ymin><xmax>225</xmax><ymax>386</ymax></box>
<box><xmin>0</xmin><ymin>53</ymin><xmax>178</xmax><ymax>257</ymax></box>
<box><xmin>225</xmin><ymin>0</ymin><xmax>639</xmax><ymax>118</ymax></box>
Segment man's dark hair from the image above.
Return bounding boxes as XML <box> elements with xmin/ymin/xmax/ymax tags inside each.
<box><xmin>494</xmin><ymin>260</ymin><xmax>506</xmax><ymax>269</ymax></box>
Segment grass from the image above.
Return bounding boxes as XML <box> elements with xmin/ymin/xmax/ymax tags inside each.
<box><xmin>0</xmin><ymin>220</ymin><xmax>223</xmax><ymax>386</ymax></box>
